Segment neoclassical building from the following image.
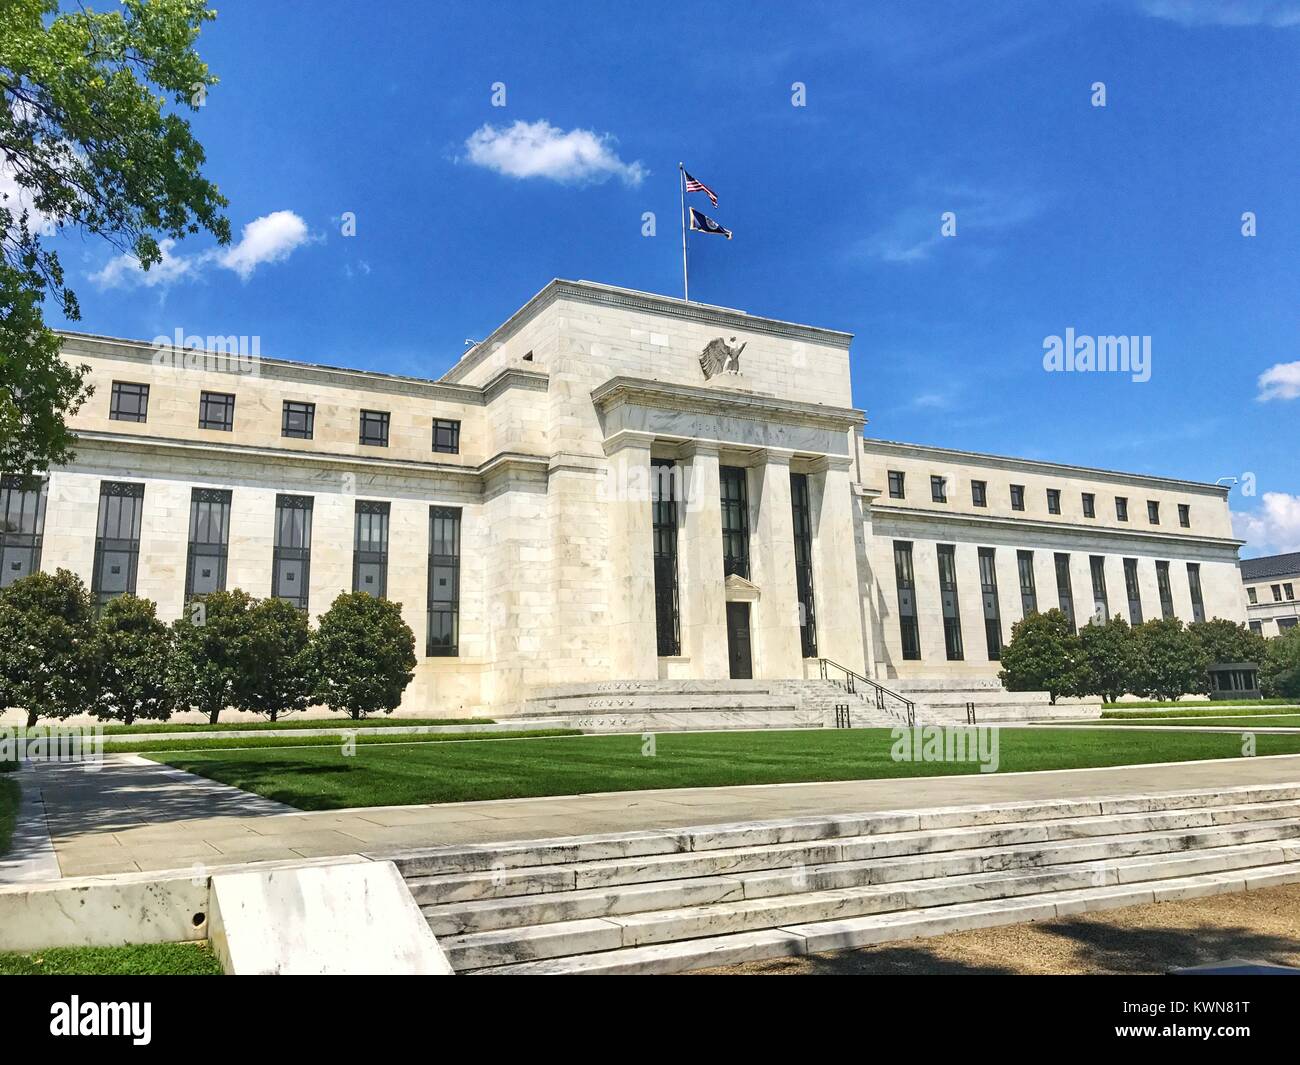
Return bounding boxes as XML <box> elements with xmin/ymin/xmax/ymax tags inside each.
<box><xmin>1240</xmin><ymin>552</ymin><xmax>1300</xmax><ymax>637</ymax></box>
<box><xmin>0</xmin><ymin>280</ymin><xmax>1248</xmax><ymax>714</ymax></box>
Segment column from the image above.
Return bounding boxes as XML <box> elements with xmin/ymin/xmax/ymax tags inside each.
<box><xmin>602</xmin><ymin>431</ymin><xmax>658</xmax><ymax>679</ymax></box>
<box><xmin>677</xmin><ymin>442</ymin><xmax>728</xmax><ymax>676</ymax></box>
<box><xmin>808</xmin><ymin>456</ymin><xmax>870</xmax><ymax>674</ymax></box>
<box><xmin>749</xmin><ymin>449</ymin><xmax>802</xmax><ymax>678</ymax></box>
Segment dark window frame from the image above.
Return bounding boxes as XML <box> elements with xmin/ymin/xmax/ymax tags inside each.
<box><xmin>1082</xmin><ymin>492</ymin><xmax>1096</xmax><ymax>519</ymax></box>
<box><xmin>1124</xmin><ymin>557</ymin><xmax>1143</xmax><ymax>625</ymax></box>
<box><xmin>281</xmin><ymin>401</ymin><xmax>316</xmax><ymax>440</ymax></box>
<box><xmin>790</xmin><ymin>472</ymin><xmax>818</xmax><ymax>658</ymax></box>
<box><xmin>352</xmin><ymin>500</ymin><xmax>390</xmax><ymax>596</ymax></box>
<box><xmin>887</xmin><ymin>470</ymin><xmax>905</xmax><ymax>499</ymax></box>
<box><xmin>971</xmin><ymin>480</ymin><xmax>987</xmax><ymax>508</ymax></box>
<box><xmin>184</xmin><ymin>488</ymin><xmax>232</xmax><ymax>601</ymax></box>
<box><xmin>92</xmin><ymin>481</ymin><xmax>144</xmax><ymax>606</ymax></box>
<box><xmin>1010</xmin><ymin>484</ymin><xmax>1025</xmax><ymax>511</ymax></box>
<box><xmin>1047</xmin><ymin>488</ymin><xmax>1061</xmax><ymax>515</ymax></box>
<box><xmin>427</xmin><ymin>506</ymin><xmax>460</xmax><ymax>656</ymax></box>
<box><xmin>978</xmin><ymin>546</ymin><xmax>1001</xmax><ymax>660</ymax></box>
<box><xmin>432</xmin><ymin>418</ymin><xmax>461</xmax><ymax>455</ymax></box>
<box><xmin>1054</xmin><ymin>552</ymin><xmax>1076</xmax><ymax>633</ymax></box>
<box><xmin>651</xmin><ymin>460</ymin><xmax>681</xmax><ymax>657</ymax></box>
<box><xmin>1156</xmin><ymin>560</ymin><xmax>1175</xmax><ymax>619</ymax></box>
<box><xmin>1178</xmin><ymin>503</ymin><xmax>1190</xmax><ymax>528</ymax></box>
<box><xmin>0</xmin><ymin>475</ymin><xmax>48</xmax><ymax>588</ymax></box>
<box><xmin>198</xmin><ymin>391</ymin><xmax>235</xmax><ymax>431</ymax></box>
<box><xmin>720</xmin><ymin>466</ymin><xmax>750</xmax><ymax>580</ymax></box>
<box><xmin>894</xmin><ymin>540</ymin><xmax>920</xmax><ymax>661</ymax></box>
<box><xmin>930</xmin><ymin>475</ymin><xmax>947</xmax><ymax>503</ymax></box>
<box><xmin>1089</xmin><ymin>555</ymin><xmax>1109</xmax><ymax>623</ymax></box>
<box><xmin>272</xmin><ymin>494</ymin><xmax>313</xmax><ymax>611</ymax></box>
<box><xmin>937</xmin><ymin>544</ymin><xmax>964</xmax><ymax>661</ymax></box>
<box><xmin>109</xmin><ymin>381</ymin><xmax>149</xmax><ymax>423</ymax></box>
<box><xmin>359</xmin><ymin>409</ymin><xmax>390</xmax><ymax>448</ymax></box>
<box><xmin>1116</xmin><ymin>496</ymin><xmax>1129</xmax><ymax>522</ymax></box>
<box><xmin>1148</xmin><ymin>500</ymin><xmax>1161</xmax><ymax>525</ymax></box>
<box><xmin>1187</xmin><ymin>562</ymin><xmax>1206</xmax><ymax>623</ymax></box>
<box><xmin>1017</xmin><ymin>549</ymin><xmax>1037</xmax><ymax>616</ymax></box>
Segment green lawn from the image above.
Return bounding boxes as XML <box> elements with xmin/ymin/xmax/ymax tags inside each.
<box><xmin>93</xmin><ymin>715</ymin><xmax>494</xmax><ymax>735</ymax></box>
<box><xmin>0</xmin><ymin>941</ymin><xmax>223</xmax><ymax>975</ymax></box>
<box><xmin>147</xmin><ymin>727</ymin><xmax>1300</xmax><ymax>811</ymax></box>
<box><xmin>0</xmin><ymin>763</ymin><xmax>18</xmax><ymax>858</ymax></box>
<box><xmin>1085</xmin><ymin>714</ymin><xmax>1300</xmax><ymax>729</ymax></box>
<box><xmin>1102</xmin><ymin>700</ymin><xmax>1297</xmax><ymax>713</ymax></box>
<box><xmin>107</xmin><ymin>728</ymin><xmax>578</xmax><ymax>755</ymax></box>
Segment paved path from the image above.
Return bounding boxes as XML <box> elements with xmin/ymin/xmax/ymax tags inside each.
<box><xmin>27</xmin><ymin>752</ymin><xmax>1300</xmax><ymax>878</ymax></box>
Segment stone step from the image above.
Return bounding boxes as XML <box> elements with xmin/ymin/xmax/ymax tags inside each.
<box><xmin>524</xmin><ymin>693</ymin><xmax>804</xmax><ymax>713</ymax></box>
<box><xmin>527</xmin><ymin>680</ymin><xmax>784</xmax><ymax>700</ymax></box>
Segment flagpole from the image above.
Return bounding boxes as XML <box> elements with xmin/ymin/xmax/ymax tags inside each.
<box><xmin>678</xmin><ymin>162</ymin><xmax>689</xmax><ymax>302</ymax></box>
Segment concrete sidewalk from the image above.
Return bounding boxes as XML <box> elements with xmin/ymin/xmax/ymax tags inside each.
<box><xmin>27</xmin><ymin>752</ymin><xmax>1300</xmax><ymax>878</ymax></box>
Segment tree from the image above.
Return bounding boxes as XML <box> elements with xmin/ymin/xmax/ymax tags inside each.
<box><xmin>1</xmin><ymin>0</ymin><xmax>229</xmax><ymax>478</ymax></box>
<box><xmin>90</xmin><ymin>594</ymin><xmax>174</xmax><ymax>726</ymax></box>
<box><xmin>312</xmin><ymin>593</ymin><xmax>416</xmax><ymax>720</ymax></box>
<box><xmin>168</xmin><ymin>589</ymin><xmax>255</xmax><ymax>724</ymax></box>
<box><xmin>1077</xmin><ymin>615</ymin><xmax>1140</xmax><ymax>703</ymax></box>
<box><xmin>998</xmin><ymin>609</ymin><xmax>1084</xmax><ymax>704</ymax></box>
<box><xmin>236</xmin><ymin>597</ymin><xmax>315</xmax><ymax>722</ymax></box>
<box><xmin>1188</xmin><ymin>618</ymin><xmax>1268</xmax><ymax>669</ymax></box>
<box><xmin>0</xmin><ymin>568</ymin><xmax>94</xmax><ymax>726</ymax></box>
<box><xmin>1260</xmin><ymin>627</ymin><xmax>1300</xmax><ymax>700</ymax></box>
<box><xmin>1132</xmin><ymin>617</ymin><xmax>1208</xmax><ymax>701</ymax></box>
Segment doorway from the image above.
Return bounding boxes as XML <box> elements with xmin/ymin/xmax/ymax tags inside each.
<box><xmin>726</xmin><ymin>601</ymin><xmax>753</xmax><ymax>679</ymax></box>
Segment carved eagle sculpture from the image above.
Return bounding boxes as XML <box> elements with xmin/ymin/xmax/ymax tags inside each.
<box><xmin>699</xmin><ymin>336</ymin><xmax>747</xmax><ymax>379</ymax></box>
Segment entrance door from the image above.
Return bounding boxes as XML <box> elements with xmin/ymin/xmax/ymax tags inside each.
<box><xmin>726</xmin><ymin>601</ymin><xmax>753</xmax><ymax>679</ymax></box>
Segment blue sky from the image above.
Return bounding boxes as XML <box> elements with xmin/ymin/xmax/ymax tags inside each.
<box><xmin>45</xmin><ymin>0</ymin><xmax>1300</xmax><ymax>555</ymax></box>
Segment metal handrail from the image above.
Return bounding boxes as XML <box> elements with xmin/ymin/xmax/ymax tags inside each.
<box><xmin>818</xmin><ymin>658</ymin><xmax>915</xmax><ymax>727</ymax></box>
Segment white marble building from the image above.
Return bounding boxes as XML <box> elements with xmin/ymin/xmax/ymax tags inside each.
<box><xmin>1240</xmin><ymin>553</ymin><xmax>1300</xmax><ymax>637</ymax></box>
<box><xmin>0</xmin><ymin>280</ymin><xmax>1248</xmax><ymax>714</ymax></box>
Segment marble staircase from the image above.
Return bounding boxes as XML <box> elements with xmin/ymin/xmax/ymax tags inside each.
<box><xmin>890</xmin><ymin>678</ymin><xmax>1101</xmax><ymax>724</ymax></box>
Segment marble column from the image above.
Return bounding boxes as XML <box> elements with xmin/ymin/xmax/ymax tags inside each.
<box><xmin>602</xmin><ymin>431</ymin><xmax>659</xmax><ymax>679</ymax></box>
<box><xmin>749</xmin><ymin>449</ymin><xmax>802</xmax><ymax>678</ymax></box>
<box><xmin>809</xmin><ymin>456</ymin><xmax>870</xmax><ymax>674</ymax></box>
<box><xmin>677</xmin><ymin>442</ymin><xmax>728</xmax><ymax>677</ymax></box>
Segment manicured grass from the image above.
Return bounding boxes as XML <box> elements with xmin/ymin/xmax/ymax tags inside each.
<box><xmin>1102</xmin><ymin>699</ymin><xmax>1296</xmax><ymax>712</ymax></box>
<box><xmin>93</xmin><ymin>715</ymin><xmax>494</xmax><ymax>735</ymax></box>
<box><xmin>107</xmin><ymin>728</ymin><xmax>579</xmax><ymax>755</ymax></box>
<box><xmin>0</xmin><ymin>941</ymin><xmax>223</xmax><ymax>976</ymax></box>
<box><xmin>0</xmin><ymin>766</ymin><xmax>18</xmax><ymax>858</ymax></box>
<box><xmin>1102</xmin><ymin>704</ymin><xmax>1299</xmax><ymax>720</ymax></box>
<box><xmin>1085</xmin><ymin>714</ymin><xmax>1300</xmax><ymax>729</ymax></box>
<box><xmin>148</xmin><ymin>727</ymin><xmax>1300</xmax><ymax>811</ymax></box>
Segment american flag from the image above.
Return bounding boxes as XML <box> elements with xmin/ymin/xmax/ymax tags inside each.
<box><xmin>683</xmin><ymin>169</ymin><xmax>718</xmax><ymax>208</ymax></box>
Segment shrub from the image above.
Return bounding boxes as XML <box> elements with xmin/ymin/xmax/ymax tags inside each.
<box><xmin>1132</xmin><ymin>617</ymin><xmax>1208</xmax><ymax>701</ymax></box>
<box><xmin>0</xmin><ymin>569</ymin><xmax>95</xmax><ymax>726</ymax></box>
<box><xmin>312</xmin><ymin>592</ymin><xmax>416</xmax><ymax>720</ymax></box>
<box><xmin>1188</xmin><ymin>618</ymin><xmax>1268</xmax><ymax>670</ymax></box>
<box><xmin>236</xmin><ymin>597</ymin><xmax>316</xmax><ymax>722</ymax></box>
<box><xmin>1260</xmin><ymin>627</ymin><xmax>1300</xmax><ymax>700</ymax></box>
<box><xmin>998</xmin><ymin>609</ymin><xmax>1084</xmax><ymax>704</ymax></box>
<box><xmin>90</xmin><ymin>595</ymin><xmax>175</xmax><ymax>726</ymax></box>
<box><xmin>168</xmin><ymin>590</ymin><xmax>257</xmax><ymax>724</ymax></box>
<box><xmin>1077</xmin><ymin>615</ymin><xmax>1140</xmax><ymax>703</ymax></box>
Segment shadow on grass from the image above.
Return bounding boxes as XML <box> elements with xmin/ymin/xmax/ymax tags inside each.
<box><xmin>1036</xmin><ymin>917</ymin><xmax>1300</xmax><ymax>974</ymax></box>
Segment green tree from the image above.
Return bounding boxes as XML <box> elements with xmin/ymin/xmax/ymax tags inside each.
<box><xmin>998</xmin><ymin>609</ymin><xmax>1084</xmax><ymax>704</ymax></box>
<box><xmin>1</xmin><ymin>0</ymin><xmax>229</xmax><ymax>478</ymax></box>
<box><xmin>312</xmin><ymin>593</ymin><xmax>416</xmax><ymax>720</ymax></box>
<box><xmin>168</xmin><ymin>589</ymin><xmax>255</xmax><ymax>724</ymax></box>
<box><xmin>0</xmin><ymin>568</ymin><xmax>94</xmax><ymax>726</ymax></box>
<box><xmin>236</xmin><ymin>597</ymin><xmax>315</xmax><ymax>722</ymax></box>
<box><xmin>1132</xmin><ymin>617</ymin><xmax>1208</xmax><ymax>701</ymax></box>
<box><xmin>90</xmin><ymin>594</ymin><xmax>174</xmax><ymax>726</ymax></box>
<box><xmin>1260</xmin><ymin>626</ymin><xmax>1300</xmax><ymax>700</ymax></box>
<box><xmin>1188</xmin><ymin>618</ymin><xmax>1268</xmax><ymax>668</ymax></box>
<box><xmin>1077</xmin><ymin>615</ymin><xmax>1140</xmax><ymax>702</ymax></box>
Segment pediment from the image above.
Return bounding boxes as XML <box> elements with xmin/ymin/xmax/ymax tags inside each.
<box><xmin>724</xmin><ymin>572</ymin><xmax>760</xmax><ymax>601</ymax></box>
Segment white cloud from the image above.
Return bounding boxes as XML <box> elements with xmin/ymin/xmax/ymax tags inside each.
<box><xmin>859</xmin><ymin>182</ymin><xmax>1043</xmax><ymax>264</ymax></box>
<box><xmin>0</xmin><ymin>153</ymin><xmax>54</xmax><ymax>236</ymax></box>
<box><xmin>1140</xmin><ymin>1</ymin><xmax>1300</xmax><ymax>27</ymax></box>
<box><xmin>90</xmin><ymin>238</ymin><xmax>199</xmax><ymax>289</ymax></box>
<box><xmin>1257</xmin><ymin>360</ymin><xmax>1300</xmax><ymax>401</ymax></box>
<box><xmin>462</xmin><ymin>120</ymin><xmax>646</xmax><ymax>187</ymax></box>
<box><xmin>1234</xmin><ymin>493</ymin><xmax>1300</xmax><ymax>554</ymax></box>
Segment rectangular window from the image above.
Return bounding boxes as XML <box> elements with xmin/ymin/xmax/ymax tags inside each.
<box><xmin>1147</xmin><ymin>500</ymin><xmax>1160</xmax><ymax>524</ymax></box>
<box><xmin>359</xmin><ymin>409</ymin><xmax>390</xmax><ymax>447</ymax></box>
<box><xmin>1280</xmin><ymin>618</ymin><xmax>1299</xmax><ymax>632</ymax></box>
<box><xmin>1249</xmin><ymin>620</ymin><xmax>1263</xmax><ymax>635</ymax></box>
<box><xmin>1116</xmin><ymin>496</ymin><xmax>1129</xmax><ymax>522</ymax></box>
<box><xmin>978</xmin><ymin>547</ymin><xmax>1001</xmax><ymax>661</ymax></box>
<box><xmin>1273</xmin><ymin>584</ymin><xmax>1283</xmax><ymax>602</ymax></box>
<box><xmin>92</xmin><ymin>481</ymin><xmax>144</xmax><ymax>606</ymax></box>
<box><xmin>427</xmin><ymin>506</ymin><xmax>460</xmax><ymax>656</ymax></box>
<box><xmin>1123</xmin><ymin>558</ymin><xmax>1143</xmax><ymax>625</ymax></box>
<box><xmin>1089</xmin><ymin>555</ymin><xmax>1109</xmax><ymax>623</ymax></box>
<box><xmin>1082</xmin><ymin>493</ymin><xmax>1095</xmax><ymax>518</ymax></box>
<box><xmin>1286</xmin><ymin>583</ymin><xmax>1295</xmax><ymax>601</ymax></box>
<box><xmin>720</xmin><ymin>466</ymin><xmax>750</xmax><ymax>579</ymax></box>
<box><xmin>353</xmin><ymin>501</ymin><xmax>390</xmax><ymax>596</ymax></box>
<box><xmin>893</xmin><ymin>541</ymin><xmax>920</xmax><ymax>661</ymax></box>
<box><xmin>651</xmin><ymin>460</ymin><xmax>681</xmax><ymax>657</ymax></box>
<box><xmin>1010</xmin><ymin>484</ymin><xmax>1025</xmax><ymax>511</ymax></box>
<box><xmin>272</xmin><ymin>495</ymin><xmax>313</xmax><ymax>611</ymax></box>
<box><xmin>1156</xmin><ymin>561</ymin><xmax>1175</xmax><ymax>619</ymax></box>
<box><xmin>1247</xmin><ymin>587</ymin><xmax>1257</xmax><ymax>605</ymax></box>
<box><xmin>937</xmin><ymin>544</ymin><xmax>963</xmax><ymax>660</ymax></box>
<box><xmin>1178</xmin><ymin>503</ymin><xmax>1190</xmax><ymax>528</ymax></box>
<box><xmin>971</xmin><ymin>480</ymin><xmax>987</xmax><ymax>508</ymax></box>
<box><xmin>930</xmin><ymin>475</ymin><xmax>947</xmax><ymax>503</ymax></box>
<box><xmin>198</xmin><ymin>391</ymin><xmax>235</xmax><ymax>431</ymax></box>
<box><xmin>1017</xmin><ymin>549</ymin><xmax>1037</xmax><ymax>616</ymax></box>
<box><xmin>1047</xmin><ymin>488</ymin><xmax>1061</xmax><ymax>515</ymax></box>
<box><xmin>281</xmin><ymin>401</ymin><xmax>315</xmax><ymax>439</ymax></box>
<box><xmin>432</xmin><ymin>419</ymin><xmax>461</xmax><ymax>455</ymax></box>
<box><xmin>109</xmin><ymin>381</ymin><xmax>149</xmax><ymax>423</ymax></box>
<box><xmin>887</xmin><ymin>470</ymin><xmax>905</xmax><ymax>499</ymax></box>
<box><xmin>790</xmin><ymin>472</ymin><xmax>818</xmax><ymax>658</ymax></box>
<box><xmin>185</xmin><ymin>488</ymin><xmax>232</xmax><ymax>600</ymax></box>
<box><xmin>1187</xmin><ymin>563</ymin><xmax>1205</xmax><ymax>623</ymax></box>
<box><xmin>1054</xmin><ymin>552</ymin><xmax>1076</xmax><ymax>632</ymax></box>
<box><xmin>0</xmin><ymin>475</ymin><xmax>48</xmax><ymax>588</ymax></box>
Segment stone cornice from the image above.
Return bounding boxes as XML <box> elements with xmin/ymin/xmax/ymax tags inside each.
<box><xmin>592</xmin><ymin>376</ymin><xmax>865</xmax><ymax>431</ymax></box>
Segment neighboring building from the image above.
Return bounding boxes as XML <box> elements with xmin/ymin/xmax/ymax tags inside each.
<box><xmin>0</xmin><ymin>279</ymin><xmax>1248</xmax><ymax>713</ymax></box>
<box><xmin>1240</xmin><ymin>552</ymin><xmax>1300</xmax><ymax>637</ymax></box>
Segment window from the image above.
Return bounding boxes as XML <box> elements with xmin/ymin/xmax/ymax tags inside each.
<box><xmin>1089</xmin><ymin>556</ymin><xmax>1109</xmax><ymax>623</ymax></box>
<box><xmin>92</xmin><ymin>481</ymin><xmax>144</xmax><ymax>606</ymax></box>
<box><xmin>790</xmin><ymin>472</ymin><xmax>818</xmax><ymax>658</ymax></box>
<box><xmin>1280</xmin><ymin>618</ymin><xmax>1299</xmax><ymax>632</ymax></box>
<box><xmin>1156</xmin><ymin>561</ymin><xmax>1175</xmax><ymax>619</ymax></box>
<box><xmin>887</xmin><ymin>470</ymin><xmax>905</xmax><ymax>499</ymax></box>
<box><xmin>937</xmin><ymin>544</ymin><xmax>963</xmax><ymax>660</ymax></box>
<box><xmin>971</xmin><ymin>480</ymin><xmax>987</xmax><ymax>508</ymax></box>
<box><xmin>185</xmin><ymin>488</ymin><xmax>232</xmax><ymax>600</ymax></box>
<box><xmin>0</xmin><ymin>475</ymin><xmax>48</xmax><ymax>588</ymax></box>
<box><xmin>272</xmin><ymin>495</ymin><xmax>313</xmax><ymax>611</ymax></box>
<box><xmin>1017</xmin><ymin>550</ymin><xmax>1037</xmax><ymax>616</ymax></box>
<box><xmin>359</xmin><ymin>410</ymin><xmax>390</xmax><ymax>447</ymax></box>
<box><xmin>281</xmin><ymin>401</ymin><xmax>315</xmax><ymax>439</ymax></box>
<box><xmin>720</xmin><ymin>466</ymin><xmax>750</xmax><ymax>579</ymax></box>
<box><xmin>1247</xmin><ymin>587</ymin><xmax>1257</xmax><ymax>605</ymax></box>
<box><xmin>1147</xmin><ymin>500</ymin><xmax>1160</xmax><ymax>524</ymax></box>
<box><xmin>1082</xmin><ymin>493</ymin><xmax>1095</xmax><ymax>518</ymax></box>
<box><xmin>893</xmin><ymin>541</ymin><xmax>920</xmax><ymax>660</ymax></box>
<box><xmin>432</xmin><ymin>418</ymin><xmax>461</xmax><ymax>454</ymax></box>
<box><xmin>109</xmin><ymin>381</ymin><xmax>149</xmax><ymax>423</ymax></box>
<box><xmin>1116</xmin><ymin>496</ymin><xmax>1129</xmax><ymax>522</ymax></box>
<box><xmin>1187</xmin><ymin>563</ymin><xmax>1205</xmax><ymax>623</ymax></box>
<box><xmin>1054</xmin><ymin>552</ymin><xmax>1076</xmax><ymax>632</ymax></box>
<box><xmin>427</xmin><ymin>506</ymin><xmax>460</xmax><ymax>656</ymax></box>
<box><xmin>651</xmin><ymin>460</ymin><xmax>681</xmax><ymax>657</ymax></box>
<box><xmin>1124</xmin><ymin>558</ymin><xmax>1143</xmax><ymax>625</ymax></box>
<box><xmin>930</xmin><ymin>475</ymin><xmax>947</xmax><ymax>503</ymax></box>
<box><xmin>1047</xmin><ymin>488</ymin><xmax>1061</xmax><ymax>515</ymax></box>
<box><xmin>1286</xmin><ymin>584</ymin><xmax>1296</xmax><ymax>602</ymax></box>
<box><xmin>1249</xmin><ymin>620</ymin><xmax>1263</xmax><ymax>635</ymax></box>
<box><xmin>1272</xmin><ymin>584</ymin><xmax>1283</xmax><ymax>603</ymax></box>
<box><xmin>198</xmin><ymin>391</ymin><xmax>235</xmax><ymax>431</ymax></box>
<box><xmin>979</xmin><ymin>547</ymin><xmax>1001</xmax><ymax>660</ymax></box>
<box><xmin>1010</xmin><ymin>484</ymin><xmax>1025</xmax><ymax>511</ymax></box>
<box><xmin>353</xmin><ymin>501</ymin><xmax>390</xmax><ymax>596</ymax></box>
<box><xmin>1178</xmin><ymin>503</ymin><xmax>1190</xmax><ymax>528</ymax></box>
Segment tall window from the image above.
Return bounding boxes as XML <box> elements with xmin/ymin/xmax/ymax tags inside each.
<box><xmin>887</xmin><ymin>470</ymin><xmax>905</xmax><ymax>499</ymax></box>
<box><xmin>110</xmin><ymin>381</ymin><xmax>149</xmax><ymax>423</ymax></box>
<box><xmin>0</xmin><ymin>475</ymin><xmax>48</xmax><ymax>588</ymax></box>
<box><xmin>651</xmin><ymin>459</ymin><xmax>681</xmax><ymax>657</ymax></box>
<box><xmin>1247</xmin><ymin>587</ymin><xmax>1258</xmax><ymax>605</ymax></box>
<box><xmin>198</xmin><ymin>391</ymin><xmax>235</xmax><ymax>431</ymax></box>
<box><xmin>92</xmin><ymin>482</ymin><xmax>144</xmax><ymax>606</ymax></box>
<box><xmin>937</xmin><ymin>544</ymin><xmax>963</xmax><ymax>660</ymax></box>
<box><xmin>1273</xmin><ymin>584</ymin><xmax>1284</xmax><ymax>602</ymax></box>
<box><xmin>1010</xmin><ymin>484</ymin><xmax>1025</xmax><ymax>511</ymax></box>
<box><xmin>930</xmin><ymin>475</ymin><xmax>947</xmax><ymax>503</ymax></box>
<box><xmin>353</xmin><ymin>501</ymin><xmax>390</xmax><ymax>596</ymax></box>
<box><xmin>720</xmin><ymin>466</ymin><xmax>750</xmax><ymax>579</ymax></box>
<box><xmin>1054</xmin><ymin>552</ymin><xmax>1076</xmax><ymax>632</ymax></box>
<box><xmin>185</xmin><ymin>488</ymin><xmax>232</xmax><ymax>600</ymax></box>
<box><xmin>893</xmin><ymin>541</ymin><xmax>920</xmax><ymax>660</ymax></box>
<box><xmin>1089</xmin><ymin>555</ymin><xmax>1109</xmax><ymax>623</ymax></box>
<box><xmin>432</xmin><ymin>419</ymin><xmax>461</xmax><ymax>454</ymax></box>
<box><xmin>1082</xmin><ymin>493</ymin><xmax>1096</xmax><ymax>518</ymax></box>
<box><xmin>1123</xmin><ymin>558</ymin><xmax>1143</xmax><ymax>625</ymax></box>
<box><xmin>1116</xmin><ymin>496</ymin><xmax>1129</xmax><ymax>521</ymax></box>
<box><xmin>273</xmin><ymin>495</ymin><xmax>313</xmax><ymax>611</ymax></box>
<box><xmin>427</xmin><ymin>507</ymin><xmax>460</xmax><ymax>656</ymax></box>
<box><xmin>282</xmin><ymin>401</ymin><xmax>315</xmax><ymax>439</ymax></box>
<box><xmin>359</xmin><ymin>409</ymin><xmax>390</xmax><ymax>447</ymax></box>
<box><xmin>971</xmin><ymin>480</ymin><xmax>987</xmax><ymax>508</ymax></box>
<box><xmin>790</xmin><ymin>472</ymin><xmax>817</xmax><ymax>658</ymax></box>
<box><xmin>1178</xmin><ymin>504</ymin><xmax>1190</xmax><ymax>528</ymax></box>
<box><xmin>1287</xmin><ymin>584</ymin><xmax>1296</xmax><ymax>601</ymax></box>
<box><xmin>1017</xmin><ymin>550</ymin><xmax>1037</xmax><ymax>616</ymax></box>
<box><xmin>1047</xmin><ymin>488</ymin><xmax>1061</xmax><ymax>515</ymax></box>
<box><xmin>1147</xmin><ymin>500</ymin><xmax>1160</xmax><ymax>524</ymax></box>
<box><xmin>1156</xmin><ymin>560</ymin><xmax>1175</xmax><ymax>619</ymax></box>
<box><xmin>1187</xmin><ymin>563</ymin><xmax>1205</xmax><ymax>623</ymax></box>
<box><xmin>978</xmin><ymin>547</ymin><xmax>1001</xmax><ymax>660</ymax></box>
